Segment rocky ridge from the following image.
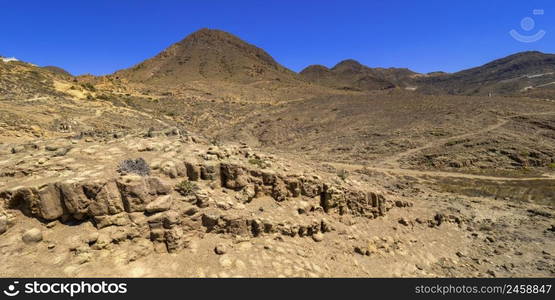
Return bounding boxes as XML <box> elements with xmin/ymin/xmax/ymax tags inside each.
<box><xmin>0</xmin><ymin>127</ymin><xmax>397</xmax><ymax>259</ymax></box>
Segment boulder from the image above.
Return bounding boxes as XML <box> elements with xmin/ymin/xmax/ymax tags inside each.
<box><xmin>160</xmin><ymin>161</ymin><xmax>178</xmax><ymax>178</ymax></box>
<box><xmin>312</xmin><ymin>232</ymin><xmax>324</xmax><ymax>242</ymax></box>
<box><xmin>22</xmin><ymin>228</ymin><xmax>43</xmax><ymax>244</ymax></box>
<box><xmin>214</xmin><ymin>243</ymin><xmax>228</xmax><ymax>255</ymax></box>
<box><xmin>145</xmin><ymin>195</ymin><xmax>172</xmax><ymax>213</ymax></box>
<box><xmin>146</xmin><ymin>177</ymin><xmax>172</xmax><ymax>195</ymax></box>
<box><xmin>94</xmin><ymin>212</ymin><xmax>130</xmax><ymax>229</ymax></box>
<box><xmin>221</xmin><ymin>164</ymin><xmax>249</xmax><ymax>190</ymax></box>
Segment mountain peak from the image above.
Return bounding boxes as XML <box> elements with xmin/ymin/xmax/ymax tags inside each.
<box><xmin>299</xmin><ymin>64</ymin><xmax>330</xmax><ymax>74</ymax></box>
<box><xmin>178</xmin><ymin>28</ymin><xmax>244</xmax><ymax>45</ymax></box>
<box><xmin>333</xmin><ymin>59</ymin><xmax>364</xmax><ymax>71</ymax></box>
<box><xmin>116</xmin><ymin>28</ymin><xmax>296</xmax><ymax>85</ymax></box>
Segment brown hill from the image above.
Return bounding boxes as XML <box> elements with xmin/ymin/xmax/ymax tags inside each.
<box><xmin>0</xmin><ymin>60</ymin><xmax>67</xmax><ymax>100</ymax></box>
<box><xmin>415</xmin><ymin>51</ymin><xmax>555</xmax><ymax>96</ymax></box>
<box><xmin>109</xmin><ymin>28</ymin><xmax>345</xmax><ymax>103</ymax></box>
<box><xmin>42</xmin><ymin>65</ymin><xmax>73</xmax><ymax>78</ymax></box>
<box><xmin>300</xmin><ymin>59</ymin><xmax>417</xmax><ymax>91</ymax></box>
<box><xmin>115</xmin><ymin>28</ymin><xmax>299</xmax><ymax>86</ymax></box>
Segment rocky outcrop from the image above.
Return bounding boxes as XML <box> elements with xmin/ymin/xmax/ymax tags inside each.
<box><xmin>0</xmin><ymin>151</ymin><xmax>392</xmax><ymax>254</ymax></box>
<box><xmin>201</xmin><ymin>210</ymin><xmax>333</xmax><ymax>238</ymax></box>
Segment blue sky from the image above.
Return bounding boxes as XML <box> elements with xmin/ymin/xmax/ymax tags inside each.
<box><xmin>1</xmin><ymin>0</ymin><xmax>554</xmax><ymax>75</ymax></box>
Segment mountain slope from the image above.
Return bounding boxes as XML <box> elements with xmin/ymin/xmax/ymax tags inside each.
<box><xmin>0</xmin><ymin>59</ymin><xmax>68</xmax><ymax>100</ymax></box>
<box><xmin>115</xmin><ymin>28</ymin><xmax>299</xmax><ymax>86</ymax></box>
<box><xmin>415</xmin><ymin>51</ymin><xmax>555</xmax><ymax>95</ymax></box>
<box><xmin>300</xmin><ymin>59</ymin><xmax>417</xmax><ymax>91</ymax></box>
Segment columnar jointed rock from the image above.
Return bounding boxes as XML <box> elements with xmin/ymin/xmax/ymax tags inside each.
<box><xmin>0</xmin><ymin>144</ymin><xmax>393</xmax><ymax>257</ymax></box>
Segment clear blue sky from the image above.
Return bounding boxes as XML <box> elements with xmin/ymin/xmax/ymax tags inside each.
<box><xmin>1</xmin><ymin>0</ymin><xmax>554</xmax><ymax>75</ymax></box>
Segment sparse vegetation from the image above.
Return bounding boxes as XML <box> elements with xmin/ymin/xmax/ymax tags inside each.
<box><xmin>81</xmin><ymin>82</ymin><xmax>96</xmax><ymax>92</ymax></box>
<box><xmin>96</xmin><ymin>94</ymin><xmax>109</xmax><ymax>100</ymax></box>
<box><xmin>117</xmin><ymin>158</ymin><xmax>150</xmax><ymax>176</ymax></box>
<box><xmin>248</xmin><ymin>158</ymin><xmax>267</xmax><ymax>169</ymax></box>
<box><xmin>175</xmin><ymin>180</ymin><xmax>199</xmax><ymax>196</ymax></box>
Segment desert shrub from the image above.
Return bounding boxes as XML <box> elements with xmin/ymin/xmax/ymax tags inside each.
<box><xmin>81</xmin><ymin>82</ymin><xmax>96</xmax><ymax>91</ymax></box>
<box><xmin>548</xmin><ymin>163</ymin><xmax>555</xmax><ymax>169</ymax></box>
<box><xmin>175</xmin><ymin>180</ymin><xmax>199</xmax><ymax>196</ymax></box>
<box><xmin>248</xmin><ymin>158</ymin><xmax>267</xmax><ymax>169</ymax></box>
<box><xmin>117</xmin><ymin>158</ymin><xmax>150</xmax><ymax>176</ymax></box>
<box><xmin>96</xmin><ymin>94</ymin><xmax>109</xmax><ymax>100</ymax></box>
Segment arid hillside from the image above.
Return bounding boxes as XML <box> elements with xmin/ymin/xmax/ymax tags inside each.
<box><xmin>300</xmin><ymin>60</ymin><xmax>399</xmax><ymax>91</ymax></box>
<box><xmin>415</xmin><ymin>51</ymin><xmax>555</xmax><ymax>96</ymax></box>
<box><xmin>0</xmin><ymin>30</ymin><xmax>554</xmax><ymax>278</ymax></box>
<box><xmin>109</xmin><ymin>28</ymin><xmax>338</xmax><ymax>103</ymax></box>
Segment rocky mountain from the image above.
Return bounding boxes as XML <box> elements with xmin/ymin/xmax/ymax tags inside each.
<box><xmin>415</xmin><ymin>51</ymin><xmax>555</xmax><ymax>95</ymax></box>
<box><xmin>300</xmin><ymin>59</ymin><xmax>411</xmax><ymax>91</ymax></box>
<box><xmin>114</xmin><ymin>28</ymin><xmax>299</xmax><ymax>86</ymax></box>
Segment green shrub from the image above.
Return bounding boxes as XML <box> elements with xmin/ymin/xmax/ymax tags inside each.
<box><xmin>547</xmin><ymin>163</ymin><xmax>555</xmax><ymax>169</ymax></box>
<box><xmin>248</xmin><ymin>158</ymin><xmax>267</xmax><ymax>169</ymax></box>
<box><xmin>175</xmin><ymin>180</ymin><xmax>199</xmax><ymax>196</ymax></box>
<box><xmin>81</xmin><ymin>82</ymin><xmax>96</xmax><ymax>92</ymax></box>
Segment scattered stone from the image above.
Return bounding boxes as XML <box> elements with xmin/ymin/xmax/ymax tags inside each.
<box><xmin>22</xmin><ymin>228</ymin><xmax>43</xmax><ymax>244</ymax></box>
<box><xmin>145</xmin><ymin>195</ymin><xmax>173</xmax><ymax>213</ymax></box>
<box><xmin>46</xmin><ymin>221</ymin><xmax>58</xmax><ymax>229</ymax></box>
<box><xmin>214</xmin><ymin>244</ymin><xmax>228</xmax><ymax>255</ymax></box>
<box><xmin>312</xmin><ymin>232</ymin><xmax>324</xmax><ymax>242</ymax></box>
<box><xmin>398</xmin><ymin>218</ymin><xmax>410</xmax><ymax>226</ymax></box>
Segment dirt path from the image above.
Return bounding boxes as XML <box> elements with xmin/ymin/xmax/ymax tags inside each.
<box><xmin>328</xmin><ymin>162</ymin><xmax>555</xmax><ymax>181</ymax></box>
<box><xmin>331</xmin><ymin>110</ymin><xmax>555</xmax><ymax>181</ymax></box>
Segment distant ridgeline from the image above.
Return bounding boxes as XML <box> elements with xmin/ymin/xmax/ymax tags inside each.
<box><xmin>0</xmin><ymin>56</ymin><xmax>19</xmax><ymax>63</ymax></box>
